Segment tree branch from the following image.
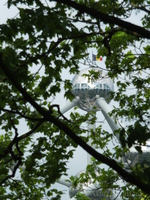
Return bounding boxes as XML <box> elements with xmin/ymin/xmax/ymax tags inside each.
<box><xmin>0</xmin><ymin>157</ymin><xmax>22</xmax><ymax>185</ymax></box>
<box><xmin>17</xmin><ymin>119</ymin><xmax>45</xmax><ymax>142</ymax></box>
<box><xmin>0</xmin><ymin>107</ymin><xmax>42</xmax><ymax>121</ymax></box>
<box><xmin>48</xmin><ymin>116</ymin><xmax>150</xmax><ymax>194</ymax></box>
<box><xmin>0</xmin><ymin>120</ymin><xmax>44</xmax><ymax>159</ymax></box>
<box><xmin>19</xmin><ymin>32</ymin><xmax>99</xmax><ymax>68</ymax></box>
<box><xmin>53</xmin><ymin>0</ymin><xmax>150</xmax><ymax>40</ymax></box>
<box><xmin>131</xmin><ymin>3</ymin><xmax>150</xmax><ymax>14</ymax></box>
<box><xmin>0</xmin><ymin>53</ymin><xmax>47</xmax><ymax>117</ymax></box>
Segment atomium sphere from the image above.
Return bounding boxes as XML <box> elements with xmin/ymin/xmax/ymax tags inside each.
<box><xmin>69</xmin><ymin>169</ymin><xmax>114</xmax><ymax>200</ymax></box>
<box><xmin>71</xmin><ymin>67</ymin><xmax>114</xmax><ymax>112</ymax></box>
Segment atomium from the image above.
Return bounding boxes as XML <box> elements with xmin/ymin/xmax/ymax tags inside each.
<box><xmin>71</xmin><ymin>67</ymin><xmax>114</xmax><ymax>112</ymax></box>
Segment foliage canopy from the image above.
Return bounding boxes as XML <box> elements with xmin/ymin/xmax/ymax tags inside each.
<box><xmin>0</xmin><ymin>0</ymin><xmax>150</xmax><ymax>199</ymax></box>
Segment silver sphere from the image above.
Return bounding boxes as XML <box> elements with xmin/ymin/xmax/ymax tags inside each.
<box><xmin>69</xmin><ymin>169</ymin><xmax>114</xmax><ymax>200</ymax></box>
<box><xmin>71</xmin><ymin>67</ymin><xmax>114</xmax><ymax>112</ymax></box>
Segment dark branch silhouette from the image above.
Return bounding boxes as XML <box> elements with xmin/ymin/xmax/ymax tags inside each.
<box><xmin>54</xmin><ymin>0</ymin><xmax>150</xmax><ymax>39</ymax></box>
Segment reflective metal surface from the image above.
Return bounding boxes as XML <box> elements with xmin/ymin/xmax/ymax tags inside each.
<box><xmin>71</xmin><ymin>67</ymin><xmax>114</xmax><ymax>111</ymax></box>
<box><xmin>69</xmin><ymin>169</ymin><xmax>113</xmax><ymax>200</ymax></box>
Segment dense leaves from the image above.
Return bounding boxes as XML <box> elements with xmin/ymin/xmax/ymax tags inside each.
<box><xmin>0</xmin><ymin>0</ymin><xmax>150</xmax><ymax>199</ymax></box>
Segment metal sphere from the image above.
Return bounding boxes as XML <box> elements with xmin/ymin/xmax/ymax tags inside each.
<box><xmin>69</xmin><ymin>169</ymin><xmax>114</xmax><ymax>200</ymax></box>
<box><xmin>71</xmin><ymin>67</ymin><xmax>114</xmax><ymax>112</ymax></box>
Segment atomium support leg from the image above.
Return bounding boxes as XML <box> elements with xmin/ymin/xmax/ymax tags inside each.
<box><xmin>60</xmin><ymin>96</ymin><xmax>80</xmax><ymax>114</ymax></box>
<box><xmin>96</xmin><ymin>96</ymin><xmax>121</xmax><ymax>144</ymax></box>
<box><xmin>57</xmin><ymin>177</ymin><xmax>71</xmax><ymax>187</ymax></box>
<box><xmin>87</xmin><ymin>113</ymin><xmax>96</xmax><ymax>165</ymax></box>
<box><xmin>56</xmin><ymin>96</ymin><xmax>80</xmax><ymax>198</ymax></box>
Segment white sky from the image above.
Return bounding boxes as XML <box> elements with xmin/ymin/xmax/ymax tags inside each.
<box><xmin>0</xmin><ymin>1</ymin><xmax>147</xmax><ymax>199</ymax></box>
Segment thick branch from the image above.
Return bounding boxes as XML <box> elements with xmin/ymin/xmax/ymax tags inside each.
<box><xmin>54</xmin><ymin>0</ymin><xmax>150</xmax><ymax>40</ymax></box>
<box><xmin>49</xmin><ymin>116</ymin><xmax>150</xmax><ymax>195</ymax></box>
<box><xmin>0</xmin><ymin>53</ymin><xmax>47</xmax><ymax>117</ymax></box>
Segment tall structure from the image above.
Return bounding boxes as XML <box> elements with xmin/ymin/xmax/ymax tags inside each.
<box><xmin>58</xmin><ymin>67</ymin><xmax>121</xmax><ymax>200</ymax></box>
<box><xmin>57</xmin><ymin>66</ymin><xmax>149</xmax><ymax>199</ymax></box>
